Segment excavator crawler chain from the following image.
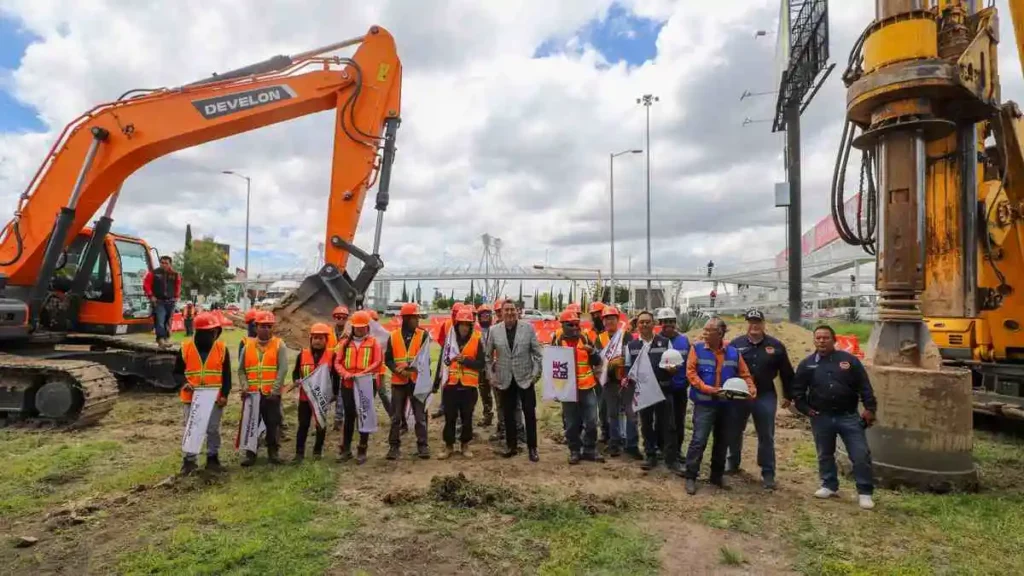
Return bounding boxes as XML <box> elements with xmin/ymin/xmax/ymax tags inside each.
<box><xmin>0</xmin><ymin>353</ymin><xmax>119</xmax><ymax>429</ymax></box>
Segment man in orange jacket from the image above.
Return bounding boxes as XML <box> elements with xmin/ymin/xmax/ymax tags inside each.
<box><xmin>173</xmin><ymin>313</ymin><xmax>231</xmax><ymax>475</ymax></box>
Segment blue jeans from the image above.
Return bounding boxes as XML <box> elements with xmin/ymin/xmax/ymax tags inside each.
<box><xmin>603</xmin><ymin>381</ymin><xmax>639</xmax><ymax>451</ymax></box>
<box><xmin>811</xmin><ymin>412</ymin><xmax>874</xmax><ymax>495</ymax></box>
<box><xmin>726</xmin><ymin>392</ymin><xmax>777</xmax><ymax>477</ymax></box>
<box><xmin>684</xmin><ymin>402</ymin><xmax>730</xmax><ymax>480</ymax></box>
<box><xmin>562</xmin><ymin>387</ymin><xmax>600</xmax><ymax>455</ymax></box>
<box><xmin>152</xmin><ymin>300</ymin><xmax>175</xmax><ymax>339</ymax></box>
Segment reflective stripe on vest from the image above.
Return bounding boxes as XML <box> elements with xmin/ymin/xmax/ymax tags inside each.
<box><xmin>299</xmin><ymin>347</ymin><xmax>333</xmax><ymax>399</ymax></box>
<box><xmin>338</xmin><ymin>337</ymin><xmax>377</xmax><ymax>388</ymax></box>
<box><xmin>389</xmin><ymin>329</ymin><xmax>425</xmax><ymax>384</ymax></box>
<box><xmin>244</xmin><ymin>338</ymin><xmax>281</xmax><ymax>395</ymax></box>
<box><xmin>690</xmin><ymin>342</ymin><xmax>739</xmax><ymax>404</ymax></box>
<box><xmin>447</xmin><ymin>331</ymin><xmax>481</xmax><ymax>387</ymax></box>
<box><xmin>180</xmin><ymin>340</ymin><xmax>225</xmax><ymax>403</ymax></box>
<box><xmin>556</xmin><ymin>336</ymin><xmax>596</xmax><ymax>390</ymax></box>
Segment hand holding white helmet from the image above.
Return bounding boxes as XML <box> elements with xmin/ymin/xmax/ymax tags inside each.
<box><xmin>721</xmin><ymin>377</ymin><xmax>751</xmax><ymax>399</ymax></box>
<box><xmin>659</xmin><ymin>348</ymin><xmax>684</xmax><ymax>369</ymax></box>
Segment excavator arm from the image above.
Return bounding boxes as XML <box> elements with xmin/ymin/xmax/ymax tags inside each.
<box><xmin>0</xmin><ymin>25</ymin><xmax>402</xmax><ymax>329</ymax></box>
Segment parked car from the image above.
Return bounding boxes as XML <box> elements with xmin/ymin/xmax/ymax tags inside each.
<box><xmin>520</xmin><ymin>308</ymin><xmax>554</xmax><ymax>321</ymax></box>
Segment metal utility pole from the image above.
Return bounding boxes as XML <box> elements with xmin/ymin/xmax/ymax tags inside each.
<box><xmin>609</xmin><ymin>149</ymin><xmax>642</xmax><ymax>304</ymax></box>
<box><xmin>222</xmin><ymin>170</ymin><xmax>251</xmax><ymax>311</ymax></box>
<box><xmin>785</xmin><ymin>103</ymin><xmax>801</xmax><ymax>323</ymax></box>
<box><xmin>637</xmin><ymin>94</ymin><xmax>658</xmax><ymax>305</ymax></box>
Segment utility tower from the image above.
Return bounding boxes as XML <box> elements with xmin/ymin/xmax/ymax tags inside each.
<box><xmin>477</xmin><ymin>234</ymin><xmax>509</xmax><ymax>300</ymax></box>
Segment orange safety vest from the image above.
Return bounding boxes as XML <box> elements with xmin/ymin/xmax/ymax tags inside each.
<box><xmin>179</xmin><ymin>340</ymin><xmax>226</xmax><ymax>403</ymax></box>
<box><xmin>389</xmin><ymin>328</ymin><xmax>426</xmax><ymax>385</ymax></box>
<box><xmin>327</xmin><ymin>330</ymin><xmax>338</xmax><ymax>351</ymax></box>
<box><xmin>298</xmin><ymin>347</ymin><xmax>334</xmax><ymax>400</ymax></box>
<box><xmin>337</xmin><ymin>336</ymin><xmax>380</xmax><ymax>389</ymax></box>
<box><xmin>554</xmin><ymin>336</ymin><xmax>597</xmax><ymax>390</ymax></box>
<box><xmin>446</xmin><ymin>331</ymin><xmax>481</xmax><ymax>387</ymax></box>
<box><xmin>184</xmin><ymin>303</ymin><xmax>196</xmax><ymax>319</ymax></box>
<box><xmin>243</xmin><ymin>337</ymin><xmax>282</xmax><ymax>395</ymax></box>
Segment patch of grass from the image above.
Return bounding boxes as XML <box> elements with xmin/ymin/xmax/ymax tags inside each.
<box><xmin>700</xmin><ymin>503</ymin><xmax>763</xmax><ymax>535</ymax></box>
<box><xmin>117</xmin><ymin>462</ymin><xmax>357</xmax><ymax>575</ymax></box>
<box><xmin>91</xmin><ymin>453</ymin><xmax>181</xmax><ymax>493</ymax></box>
<box><xmin>792</xmin><ymin>440</ymin><xmax>819</xmax><ymax>470</ymax></box>
<box><xmin>0</xmin><ymin>433</ymin><xmax>121</xmax><ymax>518</ymax></box>
<box><xmin>719</xmin><ymin>545</ymin><xmax>744</xmax><ymax>566</ymax></box>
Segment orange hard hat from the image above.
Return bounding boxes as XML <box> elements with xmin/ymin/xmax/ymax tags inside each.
<box><xmin>399</xmin><ymin>302</ymin><xmax>420</xmax><ymax>316</ymax></box>
<box><xmin>477</xmin><ymin>303</ymin><xmax>492</xmax><ymax>314</ymax></box>
<box><xmin>349</xmin><ymin>311</ymin><xmax>371</xmax><ymax>328</ymax></box>
<box><xmin>589</xmin><ymin>302</ymin><xmax>606</xmax><ymax>314</ymax></box>
<box><xmin>602</xmin><ymin>306</ymin><xmax>620</xmax><ymax>317</ymax></box>
<box><xmin>256</xmin><ymin>311</ymin><xmax>276</xmax><ymax>325</ymax></box>
<box><xmin>193</xmin><ymin>313</ymin><xmax>219</xmax><ymax>331</ymax></box>
<box><xmin>455</xmin><ymin>310</ymin><xmax>475</xmax><ymax>323</ymax></box>
<box><xmin>244</xmin><ymin>309</ymin><xmax>259</xmax><ymax>323</ymax></box>
<box><xmin>494</xmin><ymin>299</ymin><xmax>505</xmax><ymax>311</ymax></box>
<box><xmin>368</xmin><ymin>309</ymin><xmax>380</xmax><ymax>321</ymax></box>
<box><xmin>566</xmin><ymin>303</ymin><xmax>582</xmax><ymax>314</ymax></box>
<box><xmin>310</xmin><ymin>322</ymin><xmax>332</xmax><ymax>336</ymax></box>
<box><xmin>559</xmin><ymin>310</ymin><xmax>580</xmax><ymax>323</ymax></box>
<box><xmin>332</xmin><ymin>305</ymin><xmax>350</xmax><ymax>318</ymax></box>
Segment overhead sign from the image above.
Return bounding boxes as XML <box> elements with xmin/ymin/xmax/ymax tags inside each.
<box><xmin>192</xmin><ymin>85</ymin><xmax>297</xmax><ymax>120</ymax></box>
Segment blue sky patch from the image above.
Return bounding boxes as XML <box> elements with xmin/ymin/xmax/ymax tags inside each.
<box><xmin>0</xmin><ymin>14</ymin><xmax>44</xmax><ymax>132</ymax></box>
<box><xmin>533</xmin><ymin>3</ymin><xmax>665</xmax><ymax>67</ymax></box>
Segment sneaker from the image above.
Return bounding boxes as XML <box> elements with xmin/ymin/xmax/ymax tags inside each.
<box><xmin>858</xmin><ymin>495</ymin><xmax>875</xmax><ymax>510</ymax></box>
<box><xmin>205</xmin><ymin>455</ymin><xmax>224</xmax><ymax>472</ymax></box>
<box><xmin>685</xmin><ymin>478</ymin><xmax>697</xmax><ymax>495</ymax></box>
<box><xmin>385</xmin><ymin>446</ymin><xmax>400</xmax><ymax>461</ymax></box>
<box><xmin>417</xmin><ymin>445</ymin><xmax>431</xmax><ymax>460</ymax></box>
<box><xmin>461</xmin><ymin>443</ymin><xmax>473</xmax><ymax>458</ymax></box>
<box><xmin>568</xmin><ymin>452</ymin><xmax>581</xmax><ymax>465</ymax></box>
<box><xmin>499</xmin><ymin>448</ymin><xmax>519</xmax><ymax>458</ymax></box>
<box><xmin>528</xmin><ymin>448</ymin><xmax>540</xmax><ymax>462</ymax></box>
<box><xmin>179</xmin><ymin>458</ymin><xmax>198</xmax><ymax>477</ymax></box>
<box><xmin>814</xmin><ymin>487</ymin><xmax>838</xmax><ymax>499</ymax></box>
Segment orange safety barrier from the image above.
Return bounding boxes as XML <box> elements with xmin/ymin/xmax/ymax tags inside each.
<box><xmin>835</xmin><ymin>335</ymin><xmax>864</xmax><ymax>358</ymax></box>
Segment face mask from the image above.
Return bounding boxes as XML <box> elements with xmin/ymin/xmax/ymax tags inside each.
<box><xmin>194</xmin><ymin>330</ymin><xmax>216</xmax><ymax>350</ymax></box>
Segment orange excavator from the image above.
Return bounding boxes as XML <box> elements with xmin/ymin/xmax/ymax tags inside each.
<box><xmin>0</xmin><ymin>26</ymin><xmax>402</xmax><ymax>427</ymax></box>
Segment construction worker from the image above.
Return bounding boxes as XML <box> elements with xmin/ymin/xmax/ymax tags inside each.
<box><xmin>683</xmin><ymin>317</ymin><xmax>756</xmax><ymax>494</ymax></box>
<box><xmin>384</xmin><ymin>302</ymin><xmax>432</xmax><ymax>460</ymax></box>
<box><xmin>238</xmin><ymin>311</ymin><xmax>289</xmax><ymax>466</ymax></box>
<box><xmin>657</xmin><ymin>308</ymin><xmax>691</xmax><ymax>464</ymax></box>
<box><xmin>435</xmin><ymin>309</ymin><xmax>485</xmax><ymax>459</ymax></box>
<box><xmin>174</xmin><ymin>313</ymin><xmax>230</xmax><ymax>475</ymax></box>
<box><xmin>289</xmin><ymin>322</ymin><xmax>337</xmax><ymax>463</ymax></box>
<box><xmin>238</xmin><ymin>308</ymin><xmax>259</xmax><ymax>360</ymax></box>
<box><xmin>586</xmin><ymin>301</ymin><xmax>609</xmax><ymax>444</ymax></box>
<box><xmin>432</xmin><ymin>303</ymin><xmax>465</xmax><ymax>419</ymax></box>
<box><xmin>144</xmin><ymin>255</ymin><xmax>181</xmax><ymax>347</ymax></box>
<box><xmin>475</xmin><ymin>304</ymin><xmax>497</xmax><ymax>427</ymax></box>
<box><xmin>793</xmin><ymin>325</ymin><xmax>877</xmax><ymax>509</ymax></box>
<box><xmin>327</xmin><ymin>305</ymin><xmax>350</xmax><ymax>350</ymax></box>
<box><xmin>727</xmin><ymin>309</ymin><xmax>795</xmax><ymax>490</ymax></box>
<box><xmin>183</xmin><ymin>301</ymin><xmax>197</xmax><ymax>336</ymax></box>
<box><xmin>626</xmin><ymin>311</ymin><xmax>678</xmax><ymax>473</ymax></box>
<box><xmin>334</xmin><ymin>311</ymin><xmax>384</xmax><ymax>464</ymax></box>
<box><xmin>553</xmin><ymin>310</ymin><xmax>604</xmax><ymax>465</ymax></box>
<box><xmin>597</xmin><ymin>307</ymin><xmax>640</xmax><ymax>459</ymax></box>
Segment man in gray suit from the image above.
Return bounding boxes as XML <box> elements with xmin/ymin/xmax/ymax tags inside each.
<box><xmin>485</xmin><ymin>300</ymin><xmax>543</xmax><ymax>462</ymax></box>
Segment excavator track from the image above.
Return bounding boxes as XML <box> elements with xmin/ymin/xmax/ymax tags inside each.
<box><xmin>0</xmin><ymin>353</ymin><xmax>119</xmax><ymax>429</ymax></box>
<box><xmin>61</xmin><ymin>333</ymin><xmax>179</xmax><ymax>391</ymax></box>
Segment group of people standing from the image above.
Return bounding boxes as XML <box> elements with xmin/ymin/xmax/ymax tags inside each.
<box><xmin>173</xmin><ymin>298</ymin><xmax>879</xmax><ymax>508</ymax></box>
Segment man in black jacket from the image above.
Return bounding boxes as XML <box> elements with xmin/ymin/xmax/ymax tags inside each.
<box><xmin>793</xmin><ymin>325</ymin><xmax>878</xmax><ymax>510</ymax></box>
<box><xmin>624</xmin><ymin>311</ymin><xmax>678</xmax><ymax>473</ymax></box>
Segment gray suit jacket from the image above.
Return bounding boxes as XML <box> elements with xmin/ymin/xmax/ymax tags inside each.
<box><xmin>485</xmin><ymin>321</ymin><xmax>542</xmax><ymax>390</ymax></box>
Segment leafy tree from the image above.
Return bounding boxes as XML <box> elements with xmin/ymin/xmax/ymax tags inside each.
<box><xmin>538</xmin><ymin>292</ymin><xmax>553</xmax><ymax>310</ymax></box>
<box><xmin>533</xmin><ymin>287</ymin><xmax>539</xmax><ymax>308</ymax></box>
<box><xmin>173</xmin><ymin>237</ymin><xmax>232</xmax><ymax>299</ymax></box>
<box><xmin>184</xmin><ymin>224</ymin><xmax>193</xmax><ymax>252</ymax></box>
<box><xmin>415</xmin><ymin>282</ymin><xmax>422</xmax><ymax>304</ymax></box>
<box><xmin>517</xmin><ymin>282</ymin><xmax>524</xmax><ymax>308</ymax></box>
<box><xmin>548</xmin><ymin>285</ymin><xmax>555</xmax><ymax>311</ymax></box>
<box><xmin>557</xmin><ymin>290</ymin><xmax>564</xmax><ymax>311</ymax></box>
<box><xmin>401</xmin><ymin>281</ymin><xmax>409</xmax><ymax>302</ymax></box>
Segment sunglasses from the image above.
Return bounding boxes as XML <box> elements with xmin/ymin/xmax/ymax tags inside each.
<box><xmin>333</xmin><ymin>315</ymin><xmax>348</xmax><ymax>321</ymax></box>
<box><xmin>564</xmin><ymin>323</ymin><xmax>580</xmax><ymax>328</ymax></box>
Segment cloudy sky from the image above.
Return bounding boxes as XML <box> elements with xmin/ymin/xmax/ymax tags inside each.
<box><xmin>0</xmin><ymin>1</ymin><xmax>1021</xmax><ymax>299</ymax></box>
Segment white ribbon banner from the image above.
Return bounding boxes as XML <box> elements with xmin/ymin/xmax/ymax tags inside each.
<box><xmin>301</xmin><ymin>363</ymin><xmax>335</xmax><ymax>429</ymax></box>
<box><xmin>412</xmin><ymin>333</ymin><xmax>435</xmax><ymax>402</ymax></box>
<box><xmin>542</xmin><ymin>345</ymin><xmax>577</xmax><ymax>403</ymax></box>
<box><xmin>598</xmin><ymin>328</ymin><xmax>625</xmax><ymax>386</ymax></box>
<box><xmin>628</xmin><ymin>342</ymin><xmax>665</xmax><ymax>412</ymax></box>
<box><xmin>437</xmin><ymin>326</ymin><xmax>459</xmax><ymax>389</ymax></box>
<box><xmin>235</xmin><ymin>392</ymin><xmax>262</xmax><ymax>453</ymax></box>
<box><xmin>354</xmin><ymin>375</ymin><xmax>378</xmax><ymax>433</ymax></box>
<box><xmin>182</xmin><ymin>388</ymin><xmax>218</xmax><ymax>455</ymax></box>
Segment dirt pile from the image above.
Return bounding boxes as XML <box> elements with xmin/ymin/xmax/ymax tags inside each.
<box><xmin>271</xmin><ymin>304</ymin><xmax>323</xmax><ymax>350</ymax></box>
<box><xmin>428</xmin><ymin>473</ymin><xmax>514</xmax><ymax>509</ymax></box>
<box><xmin>685</xmin><ymin>320</ymin><xmax>816</xmax><ymax>361</ymax></box>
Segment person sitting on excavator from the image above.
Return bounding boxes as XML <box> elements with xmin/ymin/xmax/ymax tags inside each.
<box><xmin>174</xmin><ymin>313</ymin><xmax>231</xmax><ymax>476</ymax></box>
<box><xmin>288</xmin><ymin>322</ymin><xmax>338</xmax><ymax>463</ymax></box>
<box><xmin>238</xmin><ymin>311</ymin><xmax>289</xmax><ymax>466</ymax></box>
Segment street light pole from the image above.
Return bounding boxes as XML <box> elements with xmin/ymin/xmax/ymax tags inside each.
<box><xmin>222</xmin><ymin>171</ymin><xmax>251</xmax><ymax>311</ymax></box>
<box><xmin>609</xmin><ymin>149</ymin><xmax>642</xmax><ymax>305</ymax></box>
<box><xmin>637</xmin><ymin>94</ymin><xmax>658</xmax><ymax>308</ymax></box>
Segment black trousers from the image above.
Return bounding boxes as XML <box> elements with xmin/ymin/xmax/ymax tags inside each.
<box><xmin>443</xmin><ymin>384</ymin><xmax>478</xmax><ymax>445</ymax></box>
<box><xmin>341</xmin><ymin>386</ymin><xmax>373</xmax><ymax>450</ymax></box>
<box><xmin>389</xmin><ymin>384</ymin><xmax>428</xmax><ymax>448</ymax></box>
<box><xmin>479</xmin><ymin>379</ymin><xmax>494</xmax><ymax>418</ymax></box>
<box><xmin>259</xmin><ymin>395</ymin><xmax>282</xmax><ymax>451</ymax></box>
<box><xmin>501</xmin><ymin>383</ymin><xmax>537</xmax><ymax>450</ymax></box>
<box><xmin>296</xmin><ymin>399</ymin><xmax>326</xmax><ymax>456</ymax></box>
<box><xmin>669</xmin><ymin>387</ymin><xmax>689</xmax><ymax>459</ymax></box>
<box><xmin>640</xmin><ymin>389</ymin><xmax>677</xmax><ymax>465</ymax></box>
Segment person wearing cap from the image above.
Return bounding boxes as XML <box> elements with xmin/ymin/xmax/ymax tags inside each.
<box><xmin>434</xmin><ymin>309</ymin><xmax>485</xmax><ymax>459</ymax></box>
<box><xmin>553</xmin><ymin>310</ymin><xmax>604</xmax><ymax>465</ymax></box>
<box><xmin>384</xmin><ymin>302</ymin><xmax>433</xmax><ymax>460</ymax></box>
<box><xmin>287</xmin><ymin>322</ymin><xmax>338</xmax><ymax>463</ymax></box>
<box><xmin>238</xmin><ymin>308</ymin><xmax>260</xmax><ymax>360</ymax></box>
<box><xmin>596</xmin><ymin>307</ymin><xmax>640</xmax><ymax>459</ymax></box>
<box><xmin>625</xmin><ymin>310</ymin><xmax>678</xmax><ymax>473</ymax></box>
<box><xmin>657</xmin><ymin>308</ymin><xmax>692</xmax><ymax>464</ymax></box>
<box><xmin>334</xmin><ymin>311</ymin><xmax>384</xmax><ymax>464</ymax></box>
<box><xmin>174</xmin><ymin>313</ymin><xmax>232</xmax><ymax>475</ymax></box>
<box><xmin>683</xmin><ymin>317</ymin><xmax>756</xmax><ymax>494</ymax></box>
<box><xmin>238</xmin><ymin>311</ymin><xmax>289</xmax><ymax>466</ymax></box>
<box><xmin>475</xmin><ymin>304</ymin><xmax>497</xmax><ymax>428</ymax></box>
<box><xmin>327</xmin><ymin>305</ymin><xmax>350</xmax><ymax>351</ymax></box>
<box><xmin>485</xmin><ymin>299</ymin><xmax>543</xmax><ymax>462</ymax></box>
<box><xmin>726</xmin><ymin>309</ymin><xmax>795</xmax><ymax>490</ymax></box>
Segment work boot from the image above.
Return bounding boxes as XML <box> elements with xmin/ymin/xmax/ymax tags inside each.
<box><xmin>386</xmin><ymin>446</ymin><xmax>400</xmax><ymax>460</ymax></box>
<box><xmin>438</xmin><ymin>445</ymin><xmax>453</xmax><ymax>460</ymax></box>
<box><xmin>762</xmin><ymin>474</ymin><xmax>776</xmax><ymax>491</ymax></box>
<box><xmin>205</xmin><ymin>454</ymin><xmax>224</xmax><ymax>472</ymax></box>
<box><xmin>582</xmin><ymin>452</ymin><xmax>605</xmax><ymax>463</ymax></box>
<box><xmin>710</xmin><ymin>476</ymin><xmax>730</xmax><ymax>490</ymax></box>
<box><xmin>267</xmin><ymin>448</ymin><xmax>283</xmax><ymax>465</ymax></box>
<box><xmin>241</xmin><ymin>451</ymin><xmax>257</xmax><ymax>467</ymax></box>
<box><xmin>568</xmin><ymin>451</ymin><xmax>581</xmax><ymax>465</ymax></box>
<box><xmin>179</xmin><ymin>457</ymin><xmax>198</xmax><ymax>477</ymax></box>
<box><xmin>529</xmin><ymin>448</ymin><xmax>540</xmax><ymax>462</ymax></box>
<box><xmin>685</xmin><ymin>478</ymin><xmax>698</xmax><ymax>495</ymax></box>
<box><xmin>417</xmin><ymin>445</ymin><xmax>431</xmax><ymax>459</ymax></box>
<box><xmin>356</xmin><ymin>446</ymin><xmax>368</xmax><ymax>465</ymax></box>
<box><xmin>461</xmin><ymin>442</ymin><xmax>473</xmax><ymax>458</ymax></box>
<box><xmin>337</xmin><ymin>450</ymin><xmax>353</xmax><ymax>463</ymax></box>
<box><xmin>641</xmin><ymin>456</ymin><xmax>658</xmax><ymax>471</ymax></box>
<box><xmin>625</xmin><ymin>447</ymin><xmax>645</xmax><ymax>461</ymax></box>
<box><xmin>668</xmin><ymin>462</ymin><xmax>686</xmax><ymax>477</ymax></box>
<box><xmin>607</xmin><ymin>444</ymin><xmax>622</xmax><ymax>458</ymax></box>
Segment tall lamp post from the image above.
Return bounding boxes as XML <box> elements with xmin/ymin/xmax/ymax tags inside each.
<box><xmin>637</xmin><ymin>94</ymin><xmax>658</xmax><ymax>307</ymax></box>
<box><xmin>222</xmin><ymin>170</ymin><xmax>251</xmax><ymax>311</ymax></box>
<box><xmin>609</xmin><ymin>149</ymin><xmax>643</xmax><ymax>305</ymax></box>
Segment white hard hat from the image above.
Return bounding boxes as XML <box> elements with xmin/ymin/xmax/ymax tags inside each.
<box><xmin>655</xmin><ymin>307</ymin><xmax>677</xmax><ymax>321</ymax></box>
<box><xmin>721</xmin><ymin>377</ymin><xmax>751</xmax><ymax>399</ymax></box>
<box><xmin>659</xmin><ymin>348</ymin><xmax>684</xmax><ymax>369</ymax></box>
